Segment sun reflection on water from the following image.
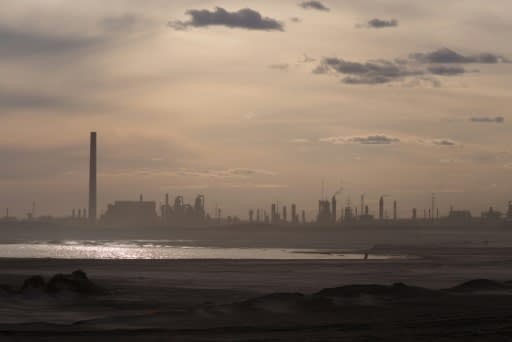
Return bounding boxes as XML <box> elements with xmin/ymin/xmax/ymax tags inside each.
<box><xmin>0</xmin><ymin>241</ymin><xmax>410</xmax><ymax>260</ymax></box>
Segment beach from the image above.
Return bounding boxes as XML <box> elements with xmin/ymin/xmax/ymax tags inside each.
<box><xmin>1</xmin><ymin>240</ymin><xmax>512</xmax><ymax>340</ymax></box>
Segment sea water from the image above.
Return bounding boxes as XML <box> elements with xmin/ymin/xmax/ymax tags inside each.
<box><xmin>0</xmin><ymin>240</ymin><xmax>408</xmax><ymax>260</ymax></box>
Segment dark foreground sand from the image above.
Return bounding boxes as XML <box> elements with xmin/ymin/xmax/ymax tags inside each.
<box><xmin>1</xmin><ymin>245</ymin><xmax>512</xmax><ymax>341</ymax></box>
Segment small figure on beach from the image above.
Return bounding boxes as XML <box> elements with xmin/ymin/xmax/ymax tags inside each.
<box><xmin>364</xmin><ymin>253</ymin><xmax>369</xmax><ymax>260</ymax></box>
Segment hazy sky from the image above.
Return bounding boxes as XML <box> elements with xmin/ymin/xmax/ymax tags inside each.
<box><xmin>1</xmin><ymin>0</ymin><xmax>511</xmax><ymax>219</ymax></box>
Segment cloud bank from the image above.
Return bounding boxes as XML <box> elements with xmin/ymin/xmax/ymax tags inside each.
<box><xmin>299</xmin><ymin>1</ymin><xmax>330</xmax><ymax>11</ymax></box>
<box><xmin>366</xmin><ymin>18</ymin><xmax>398</xmax><ymax>28</ymax></box>
<box><xmin>314</xmin><ymin>48</ymin><xmax>508</xmax><ymax>85</ymax></box>
<box><xmin>169</xmin><ymin>7</ymin><xmax>284</xmax><ymax>31</ymax></box>
<box><xmin>314</xmin><ymin>57</ymin><xmax>422</xmax><ymax>84</ymax></box>
<box><xmin>411</xmin><ymin>48</ymin><xmax>509</xmax><ymax>64</ymax></box>
<box><xmin>432</xmin><ymin>139</ymin><xmax>457</xmax><ymax>146</ymax></box>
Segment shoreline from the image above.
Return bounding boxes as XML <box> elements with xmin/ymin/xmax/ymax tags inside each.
<box><xmin>0</xmin><ymin>245</ymin><xmax>511</xmax><ymax>340</ymax></box>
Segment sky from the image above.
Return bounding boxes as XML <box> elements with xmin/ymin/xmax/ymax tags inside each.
<box><xmin>0</xmin><ymin>0</ymin><xmax>511</xmax><ymax>219</ymax></box>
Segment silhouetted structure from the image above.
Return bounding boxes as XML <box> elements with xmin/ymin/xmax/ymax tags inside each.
<box><xmin>481</xmin><ymin>207</ymin><xmax>502</xmax><ymax>221</ymax></box>
<box><xmin>393</xmin><ymin>200</ymin><xmax>397</xmax><ymax>221</ymax></box>
<box><xmin>360</xmin><ymin>194</ymin><xmax>364</xmax><ymax>218</ymax></box>
<box><xmin>331</xmin><ymin>196</ymin><xmax>337</xmax><ymax>224</ymax></box>
<box><xmin>317</xmin><ymin>199</ymin><xmax>332</xmax><ymax>224</ymax></box>
<box><xmin>344</xmin><ymin>204</ymin><xmax>354</xmax><ymax>222</ymax></box>
<box><xmin>379</xmin><ymin>196</ymin><xmax>384</xmax><ymax>220</ymax></box>
<box><xmin>431</xmin><ymin>193</ymin><xmax>436</xmax><ymax>222</ymax></box>
<box><xmin>446</xmin><ymin>207</ymin><xmax>472</xmax><ymax>223</ymax></box>
<box><xmin>102</xmin><ymin>196</ymin><xmax>158</xmax><ymax>226</ymax></box>
<box><xmin>507</xmin><ymin>202</ymin><xmax>512</xmax><ymax>223</ymax></box>
<box><xmin>161</xmin><ymin>194</ymin><xmax>206</xmax><ymax>225</ymax></box>
<box><xmin>358</xmin><ymin>204</ymin><xmax>373</xmax><ymax>221</ymax></box>
<box><xmin>271</xmin><ymin>203</ymin><xmax>278</xmax><ymax>224</ymax></box>
<box><xmin>291</xmin><ymin>204</ymin><xmax>297</xmax><ymax>223</ymax></box>
<box><xmin>88</xmin><ymin>132</ymin><xmax>97</xmax><ymax>224</ymax></box>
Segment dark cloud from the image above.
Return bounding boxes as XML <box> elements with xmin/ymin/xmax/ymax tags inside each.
<box><xmin>299</xmin><ymin>1</ymin><xmax>330</xmax><ymax>11</ymax></box>
<box><xmin>169</xmin><ymin>7</ymin><xmax>284</xmax><ymax>31</ymax></box>
<box><xmin>432</xmin><ymin>139</ymin><xmax>457</xmax><ymax>146</ymax></box>
<box><xmin>269</xmin><ymin>64</ymin><xmax>289</xmax><ymax>70</ymax></box>
<box><xmin>367</xmin><ymin>18</ymin><xmax>398</xmax><ymax>28</ymax></box>
<box><xmin>315</xmin><ymin>57</ymin><xmax>422</xmax><ymax>84</ymax></box>
<box><xmin>427</xmin><ymin>65</ymin><xmax>466</xmax><ymax>75</ymax></box>
<box><xmin>0</xmin><ymin>25</ymin><xmax>101</xmax><ymax>59</ymax></box>
<box><xmin>315</xmin><ymin>47</ymin><xmax>509</xmax><ymax>85</ymax></box>
<box><xmin>321</xmin><ymin>135</ymin><xmax>400</xmax><ymax>145</ymax></box>
<box><xmin>411</xmin><ymin>48</ymin><xmax>509</xmax><ymax>64</ymax></box>
<box><xmin>470</xmin><ymin>116</ymin><xmax>505</xmax><ymax>123</ymax></box>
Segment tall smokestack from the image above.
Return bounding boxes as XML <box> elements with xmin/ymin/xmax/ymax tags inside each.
<box><xmin>88</xmin><ymin>132</ymin><xmax>97</xmax><ymax>224</ymax></box>
<box><xmin>379</xmin><ymin>196</ymin><xmax>384</xmax><ymax>220</ymax></box>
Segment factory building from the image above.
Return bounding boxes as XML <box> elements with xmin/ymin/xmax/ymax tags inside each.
<box><xmin>481</xmin><ymin>207</ymin><xmax>502</xmax><ymax>221</ymax></box>
<box><xmin>480</xmin><ymin>207</ymin><xmax>503</xmax><ymax>222</ymax></box>
<box><xmin>161</xmin><ymin>194</ymin><xmax>206</xmax><ymax>225</ymax></box>
<box><xmin>358</xmin><ymin>205</ymin><xmax>374</xmax><ymax>221</ymax></box>
<box><xmin>445</xmin><ymin>207</ymin><xmax>472</xmax><ymax>223</ymax></box>
<box><xmin>343</xmin><ymin>205</ymin><xmax>354</xmax><ymax>222</ymax></box>
<box><xmin>102</xmin><ymin>196</ymin><xmax>158</xmax><ymax>226</ymax></box>
<box><xmin>317</xmin><ymin>197</ymin><xmax>336</xmax><ymax>224</ymax></box>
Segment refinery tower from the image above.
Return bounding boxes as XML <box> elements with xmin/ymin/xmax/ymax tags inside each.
<box><xmin>88</xmin><ymin>132</ymin><xmax>97</xmax><ymax>224</ymax></box>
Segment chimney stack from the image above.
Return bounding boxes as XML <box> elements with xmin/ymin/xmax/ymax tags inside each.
<box><xmin>88</xmin><ymin>132</ymin><xmax>97</xmax><ymax>224</ymax></box>
<box><xmin>379</xmin><ymin>196</ymin><xmax>384</xmax><ymax>220</ymax></box>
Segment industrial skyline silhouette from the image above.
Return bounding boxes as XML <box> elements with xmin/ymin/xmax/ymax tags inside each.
<box><xmin>2</xmin><ymin>132</ymin><xmax>510</xmax><ymax>228</ymax></box>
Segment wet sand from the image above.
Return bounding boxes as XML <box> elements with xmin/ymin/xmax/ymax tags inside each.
<box><xmin>1</xmin><ymin>244</ymin><xmax>512</xmax><ymax>340</ymax></box>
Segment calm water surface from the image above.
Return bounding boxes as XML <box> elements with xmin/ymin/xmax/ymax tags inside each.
<box><xmin>0</xmin><ymin>240</ymin><xmax>409</xmax><ymax>260</ymax></box>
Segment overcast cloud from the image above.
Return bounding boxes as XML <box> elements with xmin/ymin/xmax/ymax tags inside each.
<box><xmin>0</xmin><ymin>0</ymin><xmax>511</xmax><ymax>217</ymax></box>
